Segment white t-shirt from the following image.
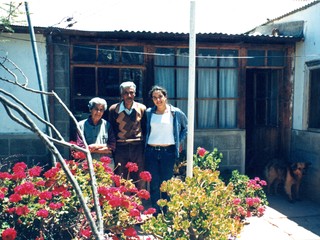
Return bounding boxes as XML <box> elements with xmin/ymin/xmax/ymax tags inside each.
<box><xmin>147</xmin><ymin>111</ymin><xmax>175</xmax><ymax>145</ymax></box>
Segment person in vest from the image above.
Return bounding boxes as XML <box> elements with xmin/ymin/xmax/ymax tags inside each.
<box><xmin>145</xmin><ymin>85</ymin><xmax>188</xmax><ymax>215</ymax></box>
<box><xmin>108</xmin><ymin>81</ymin><xmax>146</xmax><ymax>189</ymax></box>
<box><xmin>77</xmin><ymin>97</ymin><xmax>116</xmax><ymax>168</ymax></box>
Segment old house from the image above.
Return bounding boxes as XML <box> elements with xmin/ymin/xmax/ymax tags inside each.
<box><xmin>2</xmin><ymin>1</ymin><xmax>319</xmax><ymax>202</ymax></box>
<box><xmin>248</xmin><ymin>0</ymin><xmax>320</xmax><ymax>202</ymax></box>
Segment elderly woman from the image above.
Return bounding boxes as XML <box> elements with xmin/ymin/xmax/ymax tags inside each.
<box><xmin>77</xmin><ymin>97</ymin><xmax>116</xmax><ymax>166</ymax></box>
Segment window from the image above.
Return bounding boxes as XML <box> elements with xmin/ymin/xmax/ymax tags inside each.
<box><xmin>247</xmin><ymin>50</ymin><xmax>285</xmax><ymax>67</ymax></box>
<box><xmin>71</xmin><ymin>44</ymin><xmax>144</xmax><ymax>119</ymax></box>
<box><xmin>308</xmin><ymin>67</ymin><xmax>320</xmax><ymax>128</ymax></box>
<box><xmin>154</xmin><ymin>47</ymin><xmax>239</xmax><ymax>129</ymax></box>
<box><xmin>253</xmin><ymin>70</ymin><xmax>279</xmax><ymax>126</ymax></box>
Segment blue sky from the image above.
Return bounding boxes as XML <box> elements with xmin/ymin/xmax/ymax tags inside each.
<box><xmin>16</xmin><ymin>0</ymin><xmax>314</xmax><ymax>34</ymax></box>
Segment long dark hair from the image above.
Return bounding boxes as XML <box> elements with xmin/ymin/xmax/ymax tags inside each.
<box><xmin>148</xmin><ymin>85</ymin><xmax>168</xmax><ymax>98</ymax></box>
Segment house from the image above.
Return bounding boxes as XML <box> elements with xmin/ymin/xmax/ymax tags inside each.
<box><xmin>0</xmin><ymin>25</ymin><xmax>300</xmax><ymax>177</ymax></box>
<box><xmin>248</xmin><ymin>0</ymin><xmax>320</xmax><ymax>202</ymax></box>
<box><xmin>2</xmin><ymin>1</ymin><xmax>318</xmax><ymax>201</ymax></box>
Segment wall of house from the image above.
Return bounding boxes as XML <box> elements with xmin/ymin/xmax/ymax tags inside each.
<box><xmin>194</xmin><ymin>130</ymin><xmax>246</xmax><ymax>174</ymax></box>
<box><xmin>272</xmin><ymin>3</ymin><xmax>320</xmax><ymax>203</ymax></box>
<box><xmin>0</xmin><ymin>32</ymin><xmax>51</xmax><ymax>167</ymax></box>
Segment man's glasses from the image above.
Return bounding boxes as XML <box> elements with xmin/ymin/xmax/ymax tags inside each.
<box><xmin>123</xmin><ymin>91</ymin><xmax>135</xmax><ymax>96</ymax></box>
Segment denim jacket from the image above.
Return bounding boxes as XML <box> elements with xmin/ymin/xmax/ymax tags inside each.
<box><xmin>145</xmin><ymin>104</ymin><xmax>188</xmax><ymax>158</ymax></box>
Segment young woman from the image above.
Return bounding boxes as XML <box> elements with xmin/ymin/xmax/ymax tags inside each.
<box><xmin>145</xmin><ymin>85</ymin><xmax>188</xmax><ymax>215</ymax></box>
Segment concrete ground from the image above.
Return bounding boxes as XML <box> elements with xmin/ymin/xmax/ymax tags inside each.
<box><xmin>137</xmin><ymin>194</ymin><xmax>320</xmax><ymax>240</ymax></box>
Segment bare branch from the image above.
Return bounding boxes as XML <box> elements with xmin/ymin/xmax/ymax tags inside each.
<box><xmin>0</xmin><ymin>94</ymin><xmax>104</xmax><ymax>239</ymax></box>
<box><xmin>0</xmin><ymin>88</ymin><xmax>64</xmax><ymax>140</ymax></box>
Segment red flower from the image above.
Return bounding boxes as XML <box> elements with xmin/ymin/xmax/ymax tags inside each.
<box><xmin>197</xmin><ymin>147</ymin><xmax>207</xmax><ymax>157</ymax></box>
<box><xmin>139</xmin><ymin>171</ymin><xmax>152</xmax><ymax>182</ymax></box>
<box><xmin>137</xmin><ymin>189</ymin><xmax>150</xmax><ymax>200</ymax></box>
<box><xmin>143</xmin><ymin>208</ymin><xmax>156</xmax><ymax>215</ymax></box>
<box><xmin>14</xmin><ymin>182</ymin><xmax>36</xmax><ymax>195</ymax></box>
<box><xmin>125</xmin><ymin>162</ymin><xmax>138</xmax><ymax>172</ymax></box>
<box><xmin>129</xmin><ymin>208</ymin><xmax>140</xmax><ymax>217</ymax></box>
<box><xmin>1</xmin><ymin>228</ymin><xmax>17</xmax><ymax>240</ymax></box>
<box><xmin>39</xmin><ymin>191</ymin><xmax>53</xmax><ymax>200</ymax></box>
<box><xmin>123</xmin><ymin>227</ymin><xmax>137</xmax><ymax>237</ymax></box>
<box><xmin>12</xmin><ymin>162</ymin><xmax>27</xmax><ymax>173</ymax></box>
<box><xmin>11</xmin><ymin>171</ymin><xmax>26</xmax><ymax>180</ymax></box>
<box><xmin>80</xmin><ymin>228</ymin><xmax>92</xmax><ymax>239</ymax></box>
<box><xmin>232</xmin><ymin>198</ymin><xmax>241</xmax><ymax>205</ymax></box>
<box><xmin>36</xmin><ymin>209</ymin><xmax>49</xmax><ymax>218</ymax></box>
<box><xmin>100</xmin><ymin>156</ymin><xmax>111</xmax><ymax>164</ymax></box>
<box><xmin>0</xmin><ymin>172</ymin><xmax>12</xmax><ymax>180</ymax></box>
<box><xmin>43</xmin><ymin>167</ymin><xmax>60</xmax><ymax>179</ymax></box>
<box><xmin>49</xmin><ymin>202</ymin><xmax>64</xmax><ymax>210</ymax></box>
<box><xmin>111</xmin><ymin>175</ymin><xmax>121</xmax><ymax>186</ymax></box>
<box><xmin>15</xmin><ymin>205</ymin><xmax>30</xmax><ymax>216</ymax></box>
<box><xmin>9</xmin><ymin>193</ymin><xmax>22</xmax><ymax>203</ymax></box>
<box><xmin>28</xmin><ymin>166</ymin><xmax>42</xmax><ymax>177</ymax></box>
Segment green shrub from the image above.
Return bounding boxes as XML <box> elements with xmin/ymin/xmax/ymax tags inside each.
<box><xmin>142</xmin><ymin>147</ymin><xmax>268</xmax><ymax>239</ymax></box>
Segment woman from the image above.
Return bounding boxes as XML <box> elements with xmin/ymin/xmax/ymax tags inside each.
<box><xmin>145</xmin><ymin>85</ymin><xmax>188</xmax><ymax>214</ymax></box>
<box><xmin>77</xmin><ymin>97</ymin><xmax>116</xmax><ymax>167</ymax></box>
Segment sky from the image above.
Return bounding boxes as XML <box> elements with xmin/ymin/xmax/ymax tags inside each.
<box><xmin>7</xmin><ymin>0</ymin><xmax>315</xmax><ymax>34</ymax></box>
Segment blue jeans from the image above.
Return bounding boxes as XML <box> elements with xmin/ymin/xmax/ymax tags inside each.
<box><xmin>145</xmin><ymin>145</ymin><xmax>176</xmax><ymax>214</ymax></box>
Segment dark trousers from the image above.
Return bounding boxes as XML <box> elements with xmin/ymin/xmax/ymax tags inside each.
<box><xmin>145</xmin><ymin>145</ymin><xmax>176</xmax><ymax>214</ymax></box>
<box><xmin>114</xmin><ymin>142</ymin><xmax>145</xmax><ymax>189</ymax></box>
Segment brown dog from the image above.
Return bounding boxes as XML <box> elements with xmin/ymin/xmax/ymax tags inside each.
<box><xmin>264</xmin><ymin>160</ymin><xmax>310</xmax><ymax>202</ymax></box>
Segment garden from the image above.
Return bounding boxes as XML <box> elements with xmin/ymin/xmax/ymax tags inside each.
<box><xmin>0</xmin><ymin>146</ymin><xmax>268</xmax><ymax>240</ymax></box>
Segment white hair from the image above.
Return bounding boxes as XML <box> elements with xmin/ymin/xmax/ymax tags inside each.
<box><xmin>88</xmin><ymin>97</ymin><xmax>107</xmax><ymax>111</ymax></box>
<box><xmin>119</xmin><ymin>81</ymin><xmax>136</xmax><ymax>94</ymax></box>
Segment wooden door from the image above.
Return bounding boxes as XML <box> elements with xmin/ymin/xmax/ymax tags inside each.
<box><xmin>246</xmin><ymin>69</ymin><xmax>282</xmax><ymax>178</ymax></box>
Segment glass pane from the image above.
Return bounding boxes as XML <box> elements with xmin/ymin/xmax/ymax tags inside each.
<box><xmin>198</xmin><ymin>100</ymin><xmax>217</xmax><ymax>128</ymax></box>
<box><xmin>267</xmin><ymin>50</ymin><xmax>285</xmax><ymax>66</ymax></box>
<box><xmin>72</xmin><ymin>44</ymin><xmax>96</xmax><ymax>63</ymax></box>
<box><xmin>177</xmin><ymin>48</ymin><xmax>189</xmax><ymax>66</ymax></box>
<box><xmin>73</xmin><ymin>67</ymin><xmax>95</xmax><ymax>96</ymax></box>
<box><xmin>154</xmin><ymin>67</ymin><xmax>175</xmax><ymax>97</ymax></box>
<box><xmin>220</xmin><ymin>49</ymin><xmax>238</xmax><ymax>67</ymax></box>
<box><xmin>97</xmin><ymin>68</ymin><xmax>119</xmax><ymax>97</ymax></box>
<box><xmin>155</xmin><ymin>48</ymin><xmax>175</xmax><ymax>66</ymax></box>
<box><xmin>197</xmin><ymin>69</ymin><xmax>218</xmax><ymax>97</ymax></box>
<box><xmin>74</xmin><ymin>99</ymin><xmax>91</xmax><ymax>120</ymax></box>
<box><xmin>98</xmin><ymin>45</ymin><xmax>120</xmax><ymax>64</ymax></box>
<box><xmin>247</xmin><ymin>50</ymin><xmax>265</xmax><ymax>66</ymax></box>
<box><xmin>309</xmin><ymin>68</ymin><xmax>320</xmax><ymax>128</ymax></box>
<box><xmin>219</xmin><ymin>69</ymin><xmax>238</xmax><ymax>97</ymax></box>
<box><xmin>120</xmin><ymin>69</ymin><xmax>143</xmax><ymax>97</ymax></box>
<box><xmin>177</xmin><ymin>69</ymin><xmax>188</xmax><ymax>97</ymax></box>
<box><xmin>219</xmin><ymin>100</ymin><xmax>237</xmax><ymax>128</ymax></box>
<box><xmin>176</xmin><ymin>100</ymin><xmax>188</xmax><ymax>118</ymax></box>
<box><xmin>122</xmin><ymin>46</ymin><xmax>144</xmax><ymax>64</ymax></box>
<box><xmin>197</xmin><ymin>49</ymin><xmax>218</xmax><ymax>67</ymax></box>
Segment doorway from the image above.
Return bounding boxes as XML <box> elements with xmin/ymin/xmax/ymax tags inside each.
<box><xmin>245</xmin><ymin>69</ymin><xmax>283</xmax><ymax>178</ymax></box>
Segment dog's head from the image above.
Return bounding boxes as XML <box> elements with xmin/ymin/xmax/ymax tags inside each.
<box><xmin>290</xmin><ymin>162</ymin><xmax>310</xmax><ymax>179</ymax></box>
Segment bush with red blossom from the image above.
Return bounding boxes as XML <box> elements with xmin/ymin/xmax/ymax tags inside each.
<box><xmin>0</xmin><ymin>158</ymin><xmax>154</xmax><ymax>240</ymax></box>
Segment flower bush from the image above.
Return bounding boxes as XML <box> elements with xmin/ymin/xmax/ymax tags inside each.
<box><xmin>142</xmin><ymin>167</ymin><xmax>243</xmax><ymax>240</ymax></box>
<box><xmin>228</xmin><ymin>170</ymin><xmax>268</xmax><ymax>219</ymax></box>
<box><xmin>0</xmin><ymin>156</ymin><xmax>154</xmax><ymax>240</ymax></box>
<box><xmin>141</xmin><ymin>147</ymin><xmax>268</xmax><ymax>239</ymax></box>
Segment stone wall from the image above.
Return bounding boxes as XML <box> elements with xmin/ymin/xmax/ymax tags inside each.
<box><xmin>291</xmin><ymin>129</ymin><xmax>320</xmax><ymax>203</ymax></box>
<box><xmin>194</xmin><ymin>130</ymin><xmax>246</xmax><ymax>174</ymax></box>
<box><xmin>0</xmin><ymin>134</ymin><xmax>50</xmax><ymax>171</ymax></box>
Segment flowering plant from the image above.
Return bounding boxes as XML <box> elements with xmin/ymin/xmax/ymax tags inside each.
<box><xmin>0</xmin><ymin>156</ymin><xmax>154</xmax><ymax>240</ymax></box>
<box><xmin>228</xmin><ymin>170</ymin><xmax>268</xmax><ymax>219</ymax></box>
<box><xmin>142</xmin><ymin>147</ymin><xmax>268</xmax><ymax>239</ymax></box>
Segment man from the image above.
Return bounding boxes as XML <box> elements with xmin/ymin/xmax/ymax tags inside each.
<box><xmin>108</xmin><ymin>81</ymin><xmax>146</xmax><ymax>189</ymax></box>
